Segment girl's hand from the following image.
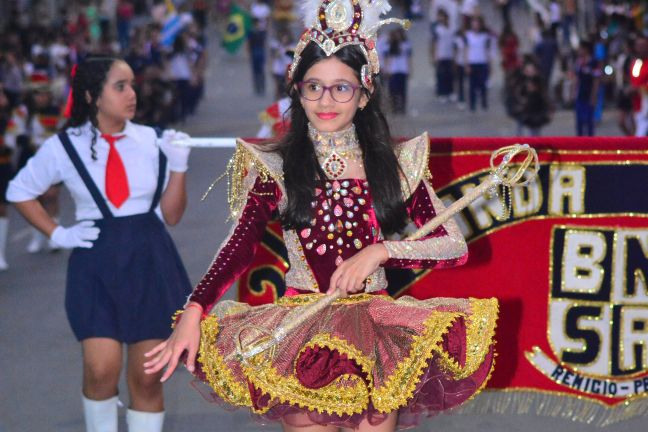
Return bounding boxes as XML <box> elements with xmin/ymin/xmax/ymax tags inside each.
<box><xmin>143</xmin><ymin>304</ymin><xmax>202</xmax><ymax>382</ymax></box>
<box><xmin>327</xmin><ymin>244</ymin><xmax>389</xmax><ymax>296</ymax></box>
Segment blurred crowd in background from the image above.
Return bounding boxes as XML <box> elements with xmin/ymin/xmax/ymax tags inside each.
<box><xmin>1</xmin><ymin>0</ymin><xmax>648</xmax><ymax>272</ymax></box>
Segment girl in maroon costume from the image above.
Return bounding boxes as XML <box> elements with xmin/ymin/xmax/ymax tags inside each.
<box><xmin>145</xmin><ymin>1</ymin><xmax>497</xmax><ymax>431</ymax></box>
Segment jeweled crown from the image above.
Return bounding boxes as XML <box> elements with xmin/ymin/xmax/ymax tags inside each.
<box><xmin>288</xmin><ymin>0</ymin><xmax>409</xmax><ymax>89</ymax></box>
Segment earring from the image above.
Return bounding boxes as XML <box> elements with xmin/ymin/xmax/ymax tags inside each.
<box><xmin>360</xmin><ymin>64</ymin><xmax>372</xmax><ymax>89</ymax></box>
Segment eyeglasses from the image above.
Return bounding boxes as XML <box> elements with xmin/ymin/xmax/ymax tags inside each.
<box><xmin>297</xmin><ymin>81</ymin><xmax>361</xmax><ymax>103</ymax></box>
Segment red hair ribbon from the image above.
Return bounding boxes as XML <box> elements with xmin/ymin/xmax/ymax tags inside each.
<box><xmin>62</xmin><ymin>64</ymin><xmax>78</xmax><ymax>118</ymax></box>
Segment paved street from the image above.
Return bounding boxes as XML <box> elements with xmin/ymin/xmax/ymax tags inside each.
<box><xmin>0</xmin><ymin>2</ymin><xmax>641</xmax><ymax>431</ymax></box>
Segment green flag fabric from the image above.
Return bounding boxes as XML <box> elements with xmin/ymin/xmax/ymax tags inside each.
<box><xmin>222</xmin><ymin>4</ymin><xmax>252</xmax><ymax>54</ymax></box>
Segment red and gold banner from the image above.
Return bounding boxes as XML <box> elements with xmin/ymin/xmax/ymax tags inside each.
<box><xmin>237</xmin><ymin>136</ymin><xmax>648</xmax><ymax>424</ymax></box>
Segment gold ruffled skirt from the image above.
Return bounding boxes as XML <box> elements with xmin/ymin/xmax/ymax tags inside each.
<box><xmin>190</xmin><ymin>294</ymin><xmax>498</xmax><ymax>428</ymax></box>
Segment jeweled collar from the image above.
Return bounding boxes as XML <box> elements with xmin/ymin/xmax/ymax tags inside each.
<box><xmin>308</xmin><ymin>123</ymin><xmax>360</xmax><ymax>154</ymax></box>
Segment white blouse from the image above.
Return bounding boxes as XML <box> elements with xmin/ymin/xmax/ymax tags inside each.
<box><xmin>7</xmin><ymin>121</ymin><xmax>168</xmax><ymax>221</ymax></box>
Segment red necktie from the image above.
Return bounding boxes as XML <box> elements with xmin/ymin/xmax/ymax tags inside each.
<box><xmin>101</xmin><ymin>133</ymin><xmax>129</xmax><ymax>208</ymax></box>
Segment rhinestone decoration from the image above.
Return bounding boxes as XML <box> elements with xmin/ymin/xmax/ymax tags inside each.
<box><xmin>309</xmin><ymin>124</ymin><xmax>362</xmax><ymax>180</ymax></box>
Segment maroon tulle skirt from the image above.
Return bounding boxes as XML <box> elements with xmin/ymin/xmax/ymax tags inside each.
<box><xmin>189</xmin><ymin>294</ymin><xmax>497</xmax><ymax>429</ymax></box>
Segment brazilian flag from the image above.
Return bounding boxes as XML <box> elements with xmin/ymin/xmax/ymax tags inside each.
<box><xmin>222</xmin><ymin>4</ymin><xmax>251</xmax><ymax>54</ymax></box>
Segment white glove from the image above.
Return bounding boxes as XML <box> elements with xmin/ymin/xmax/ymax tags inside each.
<box><xmin>160</xmin><ymin>129</ymin><xmax>191</xmax><ymax>172</ymax></box>
<box><xmin>50</xmin><ymin>221</ymin><xmax>101</xmax><ymax>249</ymax></box>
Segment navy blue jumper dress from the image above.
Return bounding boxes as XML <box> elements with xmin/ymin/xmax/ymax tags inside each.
<box><xmin>58</xmin><ymin>131</ymin><xmax>192</xmax><ymax>343</ymax></box>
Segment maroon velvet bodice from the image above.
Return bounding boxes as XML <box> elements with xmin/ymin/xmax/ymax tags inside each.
<box><xmin>189</xmin><ymin>176</ymin><xmax>467</xmax><ymax>312</ymax></box>
<box><xmin>300</xmin><ymin>179</ymin><xmax>380</xmax><ymax>291</ymax></box>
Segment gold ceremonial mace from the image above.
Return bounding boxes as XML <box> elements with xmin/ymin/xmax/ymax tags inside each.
<box><xmin>230</xmin><ymin>144</ymin><xmax>540</xmax><ymax>363</ymax></box>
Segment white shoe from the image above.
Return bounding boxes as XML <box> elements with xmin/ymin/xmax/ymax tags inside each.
<box><xmin>126</xmin><ymin>409</ymin><xmax>165</xmax><ymax>432</ymax></box>
<box><xmin>0</xmin><ymin>257</ymin><xmax>7</xmax><ymax>271</ymax></box>
<box><xmin>82</xmin><ymin>395</ymin><xmax>118</xmax><ymax>432</ymax></box>
<box><xmin>26</xmin><ymin>229</ymin><xmax>46</xmax><ymax>253</ymax></box>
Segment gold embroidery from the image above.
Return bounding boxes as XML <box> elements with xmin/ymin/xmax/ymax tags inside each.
<box><xmin>204</xmin><ymin>139</ymin><xmax>285</xmax><ymax>219</ymax></box>
<box><xmin>296</xmin><ymin>333</ymin><xmax>376</xmax><ymax>388</ymax></box>
<box><xmin>199</xmin><ymin>316</ymin><xmax>253</xmax><ymax>407</ymax></box>
<box><xmin>371</xmin><ymin>311</ymin><xmax>461</xmax><ymax>412</ymax></box>
<box><xmin>276</xmin><ymin>292</ymin><xmax>379</xmax><ymax>306</ymax></box>
<box><xmin>195</xmin><ymin>296</ymin><xmax>498</xmax><ymax>416</ymax></box>
<box><xmin>394</xmin><ymin>132</ymin><xmax>430</xmax><ymax>199</ymax></box>
<box><xmin>435</xmin><ymin>298</ymin><xmax>499</xmax><ymax>379</ymax></box>
<box><xmin>243</xmin><ymin>360</ymin><xmax>370</xmax><ymax>415</ymax></box>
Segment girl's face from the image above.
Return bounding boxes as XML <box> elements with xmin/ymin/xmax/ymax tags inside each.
<box><xmin>298</xmin><ymin>56</ymin><xmax>369</xmax><ymax>133</ymax></box>
<box><xmin>95</xmin><ymin>61</ymin><xmax>137</xmax><ymax>124</ymax></box>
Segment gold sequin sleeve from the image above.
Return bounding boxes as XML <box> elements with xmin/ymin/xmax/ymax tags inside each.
<box><xmin>382</xmin><ymin>178</ymin><xmax>468</xmax><ymax>269</ymax></box>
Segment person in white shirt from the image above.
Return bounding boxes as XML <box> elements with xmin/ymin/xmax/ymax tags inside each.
<box><xmin>465</xmin><ymin>16</ymin><xmax>493</xmax><ymax>112</ymax></box>
<box><xmin>7</xmin><ymin>56</ymin><xmax>192</xmax><ymax>432</ymax></box>
<box><xmin>385</xmin><ymin>28</ymin><xmax>413</xmax><ymax>114</ymax></box>
<box><xmin>251</xmin><ymin>0</ymin><xmax>272</xmax><ymax>33</ymax></box>
<box><xmin>431</xmin><ymin>9</ymin><xmax>456</xmax><ymax>101</ymax></box>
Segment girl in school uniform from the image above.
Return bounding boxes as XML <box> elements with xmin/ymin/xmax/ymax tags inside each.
<box><xmin>7</xmin><ymin>56</ymin><xmax>192</xmax><ymax>432</ymax></box>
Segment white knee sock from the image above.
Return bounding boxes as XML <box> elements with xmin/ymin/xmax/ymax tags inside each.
<box><xmin>126</xmin><ymin>409</ymin><xmax>165</xmax><ymax>432</ymax></box>
<box><xmin>0</xmin><ymin>217</ymin><xmax>8</xmax><ymax>270</ymax></box>
<box><xmin>82</xmin><ymin>395</ymin><xmax>118</xmax><ymax>432</ymax></box>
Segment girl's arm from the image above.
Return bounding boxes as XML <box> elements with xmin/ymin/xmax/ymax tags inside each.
<box><xmin>328</xmin><ymin>178</ymin><xmax>467</xmax><ymax>295</ymax></box>
<box><xmin>381</xmin><ymin>178</ymin><xmax>468</xmax><ymax>269</ymax></box>
<box><xmin>144</xmin><ymin>176</ymin><xmax>281</xmax><ymax>380</ymax></box>
<box><xmin>186</xmin><ymin>176</ymin><xmax>281</xmax><ymax>312</ymax></box>
<box><xmin>159</xmin><ymin>171</ymin><xmax>187</xmax><ymax>226</ymax></box>
<box><xmin>13</xmin><ymin>199</ymin><xmax>58</xmax><ymax>236</ymax></box>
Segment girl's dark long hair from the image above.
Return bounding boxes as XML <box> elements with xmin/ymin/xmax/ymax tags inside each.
<box><xmin>280</xmin><ymin>43</ymin><xmax>407</xmax><ymax>235</ymax></box>
<box><xmin>61</xmin><ymin>56</ymin><xmax>120</xmax><ymax>160</ymax></box>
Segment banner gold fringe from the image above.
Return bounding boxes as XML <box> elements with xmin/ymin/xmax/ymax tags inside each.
<box><xmin>455</xmin><ymin>389</ymin><xmax>648</xmax><ymax>427</ymax></box>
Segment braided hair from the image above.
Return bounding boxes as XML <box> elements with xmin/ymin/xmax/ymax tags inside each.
<box><xmin>61</xmin><ymin>56</ymin><xmax>121</xmax><ymax>160</ymax></box>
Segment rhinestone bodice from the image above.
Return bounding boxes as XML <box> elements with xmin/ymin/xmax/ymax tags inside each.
<box><xmin>298</xmin><ymin>178</ymin><xmax>380</xmax><ymax>291</ymax></box>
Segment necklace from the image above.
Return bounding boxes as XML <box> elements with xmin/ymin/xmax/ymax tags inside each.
<box><xmin>308</xmin><ymin>123</ymin><xmax>362</xmax><ymax>179</ymax></box>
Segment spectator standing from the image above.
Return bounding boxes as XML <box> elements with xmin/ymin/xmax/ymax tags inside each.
<box><xmin>185</xmin><ymin>23</ymin><xmax>208</xmax><ymax>116</ymax></box>
<box><xmin>573</xmin><ymin>41</ymin><xmax>601</xmax><ymax>136</ymax></box>
<box><xmin>593</xmin><ymin>31</ymin><xmax>608</xmax><ymax>123</ymax></box>
<box><xmin>116</xmin><ymin>0</ymin><xmax>134</xmax><ymax>52</ymax></box>
<box><xmin>563</xmin><ymin>0</ymin><xmax>577</xmax><ymax>47</ymax></box>
<box><xmin>168</xmin><ymin>34</ymin><xmax>193</xmax><ymax>122</ymax></box>
<box><xmin>270</xmin><ymin>31</ymin><xmax>294</xmax><ymax>99</ymax></box>
<box><xmin>385</xmin><ymin>27</ymin><xmax>412</xmax><ymax>114</ymax></box>
<box><xmin>431</xmin><ymin>9</ymin><xmax>456</xmax><ymax>102</ymax></box>
<box><xmin>534</xmin><ymin>28</ymin><xmax>560</xmax><ymax>89</ymax></box>
<box><xmin>0</xmin><ymin>51</ymin><xmax>25</xmax><ymax>108</ymax></box>
<box><xmin>507</xmin><ymin>56</ymin><xmax>552</xmax><ymax>136</ymax></box>
<box><xmin>498</xmin><ymin>23</ymin><xmax>521</xmax><ymax>77</ymax></box>
<box><xmin>247</xmin><ymin>18</ymin><xmax>267</xmax><ymax>96</ymax></box>
<box><xmin>465</xmin><ymin>16</ymin><xmax>493</xmax><ymax>112</ymax></box>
